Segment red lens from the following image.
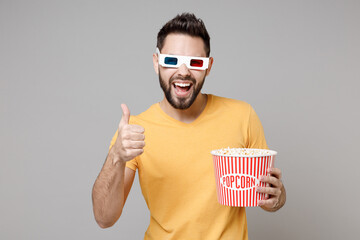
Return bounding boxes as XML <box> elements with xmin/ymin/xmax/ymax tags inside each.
<box><xmin>190</xmin><ymin>59</ymin><xmax>203</xmax><ymax>67</ymax></box>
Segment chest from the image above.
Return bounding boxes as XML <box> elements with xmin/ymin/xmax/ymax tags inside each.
<box><xmin>137</xmin><ymin>120</ymin><xmax>246</xmax><ymax>184</ymax></box>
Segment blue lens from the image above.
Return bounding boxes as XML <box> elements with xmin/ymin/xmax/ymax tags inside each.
<box><xmin>164</xmin><ymin>57</ymin><xmax>178</xmax><ymax>65</ymax></box>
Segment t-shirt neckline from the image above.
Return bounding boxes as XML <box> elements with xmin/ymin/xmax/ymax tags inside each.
<box><xmin>155</xmin><ymin>94</ymin><xmax>213</xmax><ymax>127</ymax></box>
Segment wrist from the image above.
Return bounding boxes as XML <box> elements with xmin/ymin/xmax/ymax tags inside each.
<box><xmin>108</xmin><ymin>147</ymin><xmax>126</xmax><ymax>167</ymax></box>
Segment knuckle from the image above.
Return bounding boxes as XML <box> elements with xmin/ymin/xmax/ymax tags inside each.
<box><xmin>122</xmin><ymin>132</ymin><xmax>130</xmax><ymax>140</ymax></box>
<box><xmin>275</xmin><ymin>177</ymin><xmax>282</xmax><ymax>184</ymax></box>
<box><xmin>274</xmin><ymin>199</ymin><xmax>280</xmax><ymax>208</ymax></box>
<box><xmin>274</xmin><ymin>188</ymin><xmax>280</xmax><ymax>195</ymax></box>
<box><xmin>124</xmin><ymin>149</ymin><xmax>129</xmax><ymax>158</ymax></box>
<box><xmin>124</xmin><ymin>149</ymin><xmax>132</xmax><ymax>159</ymax></box>
<box><xmin>120</xmin><ymin>127</ymin><xmax>128</xmax><ymax>136</ymax></box>
<box><xmin>121</xmin><ymin>150</ymin><xmax>129</xmax><ymax>160</ymax></box>
<box><xmin>271</xmin><ymin>177</ymin><xmax>278</xmax><ymax>185</ymax></box>
<box><xmin>122</xmin><ymin>124</ymin><xmax>130</xmax><ymax>132</ymax></box>
<box><xmin>122</xmin><ymin>140</ymin><xmax>130</xmax><ymax>149</ymax></box>
<box><xmin>138</xmin><ymin>126</ymin><xmax>145</xmax><ymax>132</ymax></box>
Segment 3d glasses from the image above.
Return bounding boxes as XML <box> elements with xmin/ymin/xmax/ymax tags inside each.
<box><xmin>156</xmin><ymin>48</ymin><xmax>210</xmax><ymax>70</ymax></box>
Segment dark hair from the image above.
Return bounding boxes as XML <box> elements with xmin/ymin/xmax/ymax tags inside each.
<box><xmin>157</xmin><ymin>13</ymin><xmax>211</xmax><ymax>57</ymax></box>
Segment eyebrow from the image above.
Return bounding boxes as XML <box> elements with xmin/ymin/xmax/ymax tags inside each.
<box><xmin>166</xmin><ymin>53</ymin><xmax>206</xmax><ymax>58</ymax></box>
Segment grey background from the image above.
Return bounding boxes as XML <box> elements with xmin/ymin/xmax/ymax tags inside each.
<box><xmin>1</xmin><ymin>0</ymin><xmax>359</xmax><ymax>239</ymax></box>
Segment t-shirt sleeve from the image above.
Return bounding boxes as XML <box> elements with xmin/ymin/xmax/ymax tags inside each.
<box><xmin>247</xmin><ymin>105</ymin><xmax>268</xmax><ymax>149</ymax></box>
<box><xmin>108</xmin><ymin>129</ymin><xmax>138</xmax><ymax>171</ymax></box>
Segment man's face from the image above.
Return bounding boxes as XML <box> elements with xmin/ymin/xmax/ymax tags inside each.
<box><xmin>153</xmin><ymin>34</ymin><xmax>212</xmax><ymax>109</ymax></box>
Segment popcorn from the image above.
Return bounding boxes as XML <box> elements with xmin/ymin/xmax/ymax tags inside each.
<box><xmin>211</xmin><ymin>147</ymin><xmax>275</xmax><ymax>157</ymax></box>
<box><xmin>211</xmin><ymin>147</ymin><xmax>277</xmax><ymax>207</ymax></box>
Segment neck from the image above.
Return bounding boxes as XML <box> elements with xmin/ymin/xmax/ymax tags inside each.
<box><xmin>159</xmin><ymin>93</ymin><xmax>208</xmax><ymax>124</ymax></box>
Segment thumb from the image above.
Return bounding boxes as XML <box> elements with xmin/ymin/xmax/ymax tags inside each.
<box><xmin>120</xmin><ymin>103</ymin><xmax>130</xmax><ymax>125</ymax></box>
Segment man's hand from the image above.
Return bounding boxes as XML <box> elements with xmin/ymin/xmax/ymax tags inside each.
<box><xmin>256</xmin><ymin>167</ymin><xmax>286</xmax><ymax>212</ymax></box>
<box><xmin>92</xmin><ymin>104</ymin><xmax>141</xmax><ymax>227</ymax></box>
<box><xmin>112</xmin><ymin>104</ymin><xmax>145</xmax><ymax>165</ymax></box>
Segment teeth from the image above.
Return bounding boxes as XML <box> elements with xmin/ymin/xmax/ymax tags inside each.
<box><xmin>174</xmin><ymin>82</ymin><xmax>191</xmax><ymax>87</ymax></box>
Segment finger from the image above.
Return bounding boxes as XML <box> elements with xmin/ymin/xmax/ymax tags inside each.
<box><xmin>121</xmin><ymin>126</ymin><xmax>145</xmax><ymax>140</ymax></box>
<box><xmin>123</xmin><ymin>148</ymin><xmax>144</xmax><ymax>160</ymax></box>
<box><xmin>127</xmin><ymin>140</ymin><xmax>145</xmax><ymax>149</ymax></box>
<box><xmin>121</xmin><ymin>131</ymin><xmax>145</xmax><ymax>141</ymax></box>
<box><xmin>122</xmin><ymin>139</ymin><xmax>145</xmax><ymax>149</ymax></box>
<box><xmin>128</xmin><ymin>124</ymin><xmax>145</xmax><ymax>133</ymax></box>
<box><xmin>258</xmin><ymin>198</ymin><xmax>279</xmax><ymax>208</ymax></box>
<box><xmin>259</xmin><ymin>175</ymin><xmax>282</xmax><ymax>188</ymax></box>
<box><xmin>120</xmin><ymin>103</ymin><xmax>130</xmax><ymax>126</ymax></box>
<box><xmin>268</xmin><ymin>167</ymin><xmax>282</xmax><ymax>180</ymax></box>
<box><xmin>256</xmin><ymin>186</ymin><xmax>281</xmax><ymax>196</ymax></box>
<box><xmin>127</xmin><ymin>132</ymin><xmax>145</xmax><ymax>141</ymax></box>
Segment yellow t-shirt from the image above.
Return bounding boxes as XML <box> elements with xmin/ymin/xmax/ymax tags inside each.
<box><xmin>109</xmin><ymin>94</ymin><xmax>268</xmax><ymax>240</ymax></box>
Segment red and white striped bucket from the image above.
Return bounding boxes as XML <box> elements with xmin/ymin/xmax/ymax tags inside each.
<box><xmin>211</xmin><ymin>148</ymin><xmax>277</xmax><ymax>207</ymax></box>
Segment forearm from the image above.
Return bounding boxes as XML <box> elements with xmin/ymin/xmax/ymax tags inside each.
<box><xmin>92</xmin><ymin>150</ymin><xmax>126</xmax><ymax>228</ymax></box>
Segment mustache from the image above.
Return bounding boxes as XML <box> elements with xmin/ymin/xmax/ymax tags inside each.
<box><xmin>170</xmin><ymin>75</ymin><xmax>196</xmax><ymax>84</ymax></box>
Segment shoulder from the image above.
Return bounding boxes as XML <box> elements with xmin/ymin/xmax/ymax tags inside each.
<box><xmin>209</xmin><ymin>94</ymin><xmax>252</xmax><ymax>114</ymax></box>
<box><xmin>129</xmin><ymin>103</ymin><xmax>160</xmax><ymax>125</ymax></box>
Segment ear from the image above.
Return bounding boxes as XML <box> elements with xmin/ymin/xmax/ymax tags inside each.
<box><xmin>205</xmin><ymin>57</ymin><xmax>214</xmax><ymax>76</ymax></box>
<box><xmin>153</xmin><ymin>53</ymin><xmax>159</xmax><ymax>75</ymax></box>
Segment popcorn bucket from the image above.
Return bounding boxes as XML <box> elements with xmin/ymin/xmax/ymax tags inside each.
<box><xmin>211</xmin><ymin>148</ymin><xmax>277</xmax><ymax>207</ymax></box>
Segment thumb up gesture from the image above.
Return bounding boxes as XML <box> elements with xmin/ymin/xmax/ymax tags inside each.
<box><xmin>113</xmin><ymin>104</ymin><xmax>145</xmax><ymax>164</ymax></box>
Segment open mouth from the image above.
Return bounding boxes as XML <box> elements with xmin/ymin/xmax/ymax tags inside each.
<box><xmin>172</xmin><ymin>82</ymin><xmax>193</xmax><ymax>96</ymax></box>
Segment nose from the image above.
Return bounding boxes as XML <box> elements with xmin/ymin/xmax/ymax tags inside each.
<box><xmin>177</xmin><ymin>63</ymin><xmax>191</xmax><ymax>76</ymax></box>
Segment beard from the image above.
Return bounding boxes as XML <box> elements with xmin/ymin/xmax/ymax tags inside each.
<box><xmin>159</xmin><ymin>72</ymin><xmax>206</xmax><ymax>110</ymax></box>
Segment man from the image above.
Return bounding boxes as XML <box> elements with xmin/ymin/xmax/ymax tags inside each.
<box><xmin>92</xmin><ymin>13</ymin><xmax>286</xmax><ymax>239</ymax></box>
